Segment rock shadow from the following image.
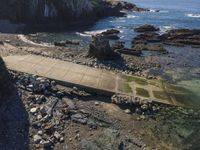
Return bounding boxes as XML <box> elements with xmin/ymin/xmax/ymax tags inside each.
<box><xmin>0</xmin><ymin>57</ymin><xmax>29</xmax><ymax>150</ymax></box>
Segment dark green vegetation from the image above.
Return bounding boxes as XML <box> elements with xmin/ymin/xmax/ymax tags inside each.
<box><xmin>136</xmin><ymin>88</ymin><xmax>150</xmax><ymax>98</ymax></box>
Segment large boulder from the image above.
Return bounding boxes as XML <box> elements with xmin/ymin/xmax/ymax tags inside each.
<box><xmin>88</xmin><ymin>34</ymin><xmax>115</xmax><ymax>59</ymax></box>
<box><xmin>134</xmin><ymin>24</ymin><xmax>159</xmax><ymax>32</ymax></box>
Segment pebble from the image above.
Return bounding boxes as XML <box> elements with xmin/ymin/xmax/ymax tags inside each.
<box><xmin>37</xmin><ymin>114</ymin><xmax>42</xmax><ymax>120</ymax></box>
<box><xmin>124</xmin><ymin>109</ymin><xmax>131</xmax><ymax>114</ymax></box>
<box><xmin>95</xmin><ymin>102</ymin><xmax>100</xmax><ymax>106</ymax></box>
<box><xmin>38</xmin><ymin>130</ymin><xmax>43</xmax><ymax>135</ymax></box>
<box><xmin>30</xmin><ymin>107</ymin><xmax>38</xmax><ymax>114</ymax></box>
<box><xmin>33</xmin><ymin>134</ymin><xmax>42</xmax><ymax>144</ymax></box>
<box><xmin>60</xmin><ymin>137</ymin><xmax>64</xmax><ymax>142</ymax></box>
<box><xmin>54</xmin><ymin>131</ymin><xmax>61</xmax><ymax>140</ymax></box>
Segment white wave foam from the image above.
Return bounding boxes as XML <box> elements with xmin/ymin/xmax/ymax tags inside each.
<box><xmin>149</xmin><ymin>9</ymin><xmax>159</xmax><ymax>12</ymax></box>
<box><xmin>126</xmin><ymin>15</ymin><xmax>138</xmax><ymax>19</ymax></box>
<box><xmin>110</xmin><ymin>19</ymin><xmax>126</xmax><ymax>23</ymax></box>
<box><xmin>75</xmin><ymin>32</ymin><xmax>91</xmax><ymax>37</ymax></box>
<box><xmin>84</xmin><ymin>29</ymin><xmax>108</xmax><ymax>35</ymax></box>
<box><xmin>159</xmin><ymin>26</ymin><xmax>175</xmax><ymax>34</ymax></box>
<box><xmin>187</xmin><ymin>13</ymin><xmax>200</xmax><ymax>18</ymax></box>
<box><xmin>18</xmin><ymin>34</ymin><xmax>52</xmax><ymax>47</ymax></box>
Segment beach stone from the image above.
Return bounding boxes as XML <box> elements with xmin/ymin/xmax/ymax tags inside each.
<box><xmin>124</xmin><ymin>109</ymin><xmax>131</xmax><ymax>114</ymax></box>
<box><xmin>30</xmin><ymin>107</ymin><xmax>38</xmax><ymax>114</ymax></box>
<box><xmin>33</xmin><ymin>134</ymin><xmax>42</xmax><ymax>144</ymax></box>
<box><xmin>54</xmin><ymin>131</ymin><xmax>61</xmax><ymax>140</ymax></box>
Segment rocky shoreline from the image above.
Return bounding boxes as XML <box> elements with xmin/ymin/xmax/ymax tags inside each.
<box><xmin>1</xmin><ymin>0</ymin><xmax>200</xmax><ymax>149</ymax></box>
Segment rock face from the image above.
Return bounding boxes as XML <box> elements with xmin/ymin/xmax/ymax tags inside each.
<box><xmin>134</xmin><ymin>24</ymin><xmax>159</xmax><ymax>32</ymax></box>
<box><xmin>88</xmin><ymin>34</ymin><xmax>115</xmax><ymax>59</ymax></box>
<box><xmin>0</xmin><ymin>0</ymin><xmax>123</xmax><ymax>23</ymax></box>
<box><xmin>108</xmin><ymin>1</ymin><xmax>149</xmax><ymax>11</ymax></box>
<box><xmin>0</xmin><ymin>57</ymin><xmax>13</xmax><ymax>103</ymax></box>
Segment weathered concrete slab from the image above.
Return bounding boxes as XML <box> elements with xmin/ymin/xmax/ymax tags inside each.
<box><xmin>3</xmin><ymin>54</ymin><xmax>194</xmax><ymax>107</ymax></box>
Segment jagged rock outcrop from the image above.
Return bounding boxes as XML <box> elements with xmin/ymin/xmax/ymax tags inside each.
<box><xmin>88</xmin><ymin>34</ymin><xmax>115</xmax><ymax>59</ymax></box>
<box><xmin>0</xmin><ymin>0</ymin><xmax>123</xmax><ymax>23</ymax></box>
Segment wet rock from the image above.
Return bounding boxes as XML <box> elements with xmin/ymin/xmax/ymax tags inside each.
<box><xmin>54</xmin><ymin>41</ymin><xmax>66</xmax><ymax>47</ymax></box>
<box><xmin>102</xmin><ymin>29</ymin><xmax>120</xmax><ymax>40</ymax></box>
<box><xmin>102</xmin><ymin>29</ymin><xmax>120</xmax><ymax>35</ymax></box>
<box><xmin>65</xmin><ymin>40</ymin><xmax>80</xmax><ymax>45</ymax></box>
<box><xmin>116</xmin><ymin>48</ymin><xmax>142</xmax><ymax>56</ymax></box>
<box><xmin>134</xmin><ymin>24</ymin><xmax>159</xmax><ymax>32</ymax></box>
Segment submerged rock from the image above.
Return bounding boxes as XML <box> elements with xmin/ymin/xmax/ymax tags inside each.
<box><xmin>54</xmin><ymin>41</ymin><xmax>66</xmax><ymax>47</ymax></box>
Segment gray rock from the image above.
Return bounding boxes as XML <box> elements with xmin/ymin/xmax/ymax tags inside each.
<box><xmin>54</xmin><ymin>131</ymin><xmax>61</xmax><ymax>140</ymax></box>
<box><xmin>33</xmin><ymin>134</ymin><xmax>42</xmax><ymax>144</ymax></box>
<box><xmin>63</xmin><ymin>98</ymin><xmax>76</xmax><ymax>110</ymax></box>
<box><xmin>80</xmin><ymin>140</ymin><xmax>101</xmax><ymax>150</ymax></box>
<box><xmin>30</xmin><ymin>107</ymin><xmax>38</xmax><ymax>114</ymax></box>
<box><xmin>124</xmin><ymin>109</ymin><xmax>131</xmax><ymax>114</ymax></box>
<box><xmin>71</xmin><ymin>113</ymin><xmax>88</xmax><ymax>124</ymax></box>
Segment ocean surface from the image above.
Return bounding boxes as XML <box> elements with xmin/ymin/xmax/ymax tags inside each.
<box><xmin>32</xmin><ymin>0</ymin><xmax>200</xmax><ymax>107</ymax></box>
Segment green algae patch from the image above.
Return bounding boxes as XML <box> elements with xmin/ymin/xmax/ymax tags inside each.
<box><xmin>124</xmin><ymin>83</ymin><xmax>133</xmax><ymax>93</ymax></box>
<box><xmin>127</xmin><ymin>76</ymin><xmax>148</xmax><ymax>86</ymax></box>
<box><xmin>153</xmin><ymin>90</ymin><xmax>169</xmax><ymax>100</ymax></box>
<box><xmin>118</xmin><ymin>81</ymin><xmax>133</xmax><ymax>93</ymax></box>
<box><xmin>136</xmin><ymin>88</ymin><xmax>150</xmax><ymax>98</ymax></box>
